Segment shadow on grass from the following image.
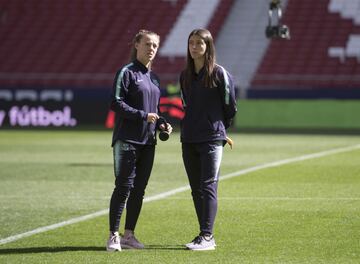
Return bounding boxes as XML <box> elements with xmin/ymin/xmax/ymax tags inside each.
<box><xmin>0</xmin><ymin>245</ymin><xmax>186</xmax><ymax>254</ymax></box>
<box><xmin>144</xmin><ymin>245</ymin><xmax>186</xmax><ymax>251</ymax></box>
<box><xmin>0</xmin><ymin>246</ymin><xmax>104</xmax><ymax>254</ymax></box>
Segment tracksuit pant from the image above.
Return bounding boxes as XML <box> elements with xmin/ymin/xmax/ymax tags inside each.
<box><xmin>109</xmin><ymin>140</ymin><xmax>155</xmax><ymax>232</ymax></box>
<box><xmin>182</xmin><ymin>141</ymin><xmax>223</xmax><ymax>235</ymax></box>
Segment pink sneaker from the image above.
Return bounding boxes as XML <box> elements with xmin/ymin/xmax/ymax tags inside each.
<box><xmin>120</xmin><ymin>230</ymin><xmax>145</xmax><ymax>249</ymax></box>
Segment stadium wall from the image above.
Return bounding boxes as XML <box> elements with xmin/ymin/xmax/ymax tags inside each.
<box><xmin>1</xmin><ymin>85</ymin><xmax>360</xmax><ymax>134</ymax></box>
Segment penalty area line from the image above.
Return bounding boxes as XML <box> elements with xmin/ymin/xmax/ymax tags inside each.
<box><xmin>1</xmin><ymin>143</ymin><xmax>359</xmax><ymax>246</ymax></box>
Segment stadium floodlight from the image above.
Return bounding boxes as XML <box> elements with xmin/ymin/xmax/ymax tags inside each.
<box><xmin>266</xmin><ymin>0</ymin><xmax>291</xmax><ymax>40</ymax></box>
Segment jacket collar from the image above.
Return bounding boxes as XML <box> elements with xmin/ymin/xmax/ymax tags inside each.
<box><xmin>134</xmin><ymin>59</ymin><xmax>149</xmax><ymax>73</ymax></box>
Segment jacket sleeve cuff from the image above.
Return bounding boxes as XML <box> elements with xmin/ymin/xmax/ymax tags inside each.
<box><xmin>141</xmin><ymin>111</ymin><xmax>148</xmax><ymax>120</ymax></box>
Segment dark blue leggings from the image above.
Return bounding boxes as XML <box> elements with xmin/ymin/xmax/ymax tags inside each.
<box><xmin>182</xmin><ymin>141</ymin><xmax>223</xmax><ymax>235</ymax></box>
<box><xmin>109</xmin><ymin>140</ymin><xmax>155</xmax><ymax>232</ymax></box>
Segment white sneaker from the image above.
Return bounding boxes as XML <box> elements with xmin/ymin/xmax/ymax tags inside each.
<box><xmin>186</xmin><ymin>235</ymin><xmax>216</xmax><ymax>251</ymax></box>
<box><xmin>120</xmin><ymin>230</ymin><xmax>145</xmax><ymax>249</ymax></box>
<box><xmin>185</xmin><ymin>235</ymin><xmax>208</xmax><ymax>248</ymax></box>
<box><xmin>106</xmin><ymin>231</ymin><xmax>121</xmax><ymax>252</ymax></box>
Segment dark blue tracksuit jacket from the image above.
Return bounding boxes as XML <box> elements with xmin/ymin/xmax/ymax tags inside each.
<box><xmin>180</xmin><ymin>65</ymin><xmax>237</xmax><ymax>143</ymax></box>
<box><xmin>110</xmin><ymin>60</ymin><xmax>161</xmax><ymax>146</ymax></box>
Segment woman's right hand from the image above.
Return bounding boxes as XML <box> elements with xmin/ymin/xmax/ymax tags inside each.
<box><xmin>147</xmin><ymin>113</ymin><xmax>159</xmax><ymax>123</ymax></box>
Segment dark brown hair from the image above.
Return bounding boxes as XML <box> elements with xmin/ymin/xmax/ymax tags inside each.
<box><xmin>182</xmin><ymin>28</ymin><xmax>217</xmax><ymax>89</ymax></box>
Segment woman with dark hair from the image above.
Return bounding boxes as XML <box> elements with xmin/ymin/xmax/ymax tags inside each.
<box><xmin>106</xmin><ymin>29</ymin><xmax>172</xmax><ymax>252</ymax></box>
<box><xmin>180</xmin><ymin>28</ymin><xmax>237</xmax><ymax>251</ymax></box>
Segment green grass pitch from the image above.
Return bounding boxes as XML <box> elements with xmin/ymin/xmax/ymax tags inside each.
<box><xmin>0</xmin><ymin>130</ymin><xmax>359</xmax><ymax>263</ymax></box>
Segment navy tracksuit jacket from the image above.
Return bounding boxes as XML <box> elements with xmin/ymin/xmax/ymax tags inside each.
<box><xmin>110</xmin><ymin>59</ymin><xmax>161</xmax><ymax>146</ymax></box>
<box><xmin>180</xmin><ymin>65</ymin><xmax>237</xmax><ymax>143</ymax></box>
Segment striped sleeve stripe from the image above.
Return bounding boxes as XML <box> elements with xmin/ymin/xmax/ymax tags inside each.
<box><xmin>218</xmin><ymin>65</ymin><xmax>230</xmax><ymax>105</ymax></box>
<box><xmin>115</xmin><ymin>63</ymin><xmax>133</xmax><ymax>99</ymax></box>
<box><xmin>180</xmin><ymin>89</ymin><xmax>186</xmax><ymax>107</ymax></box>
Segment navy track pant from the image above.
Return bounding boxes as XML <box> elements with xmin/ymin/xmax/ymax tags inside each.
<box><xmin>182</xmin><ymin>141</ymin><xmax>223</xmax><ymax>235</ymax></box>
<box><xmin>109</xmin><ymin>140</ymin><xmax>155</xmax><ymax>232</ymax></box>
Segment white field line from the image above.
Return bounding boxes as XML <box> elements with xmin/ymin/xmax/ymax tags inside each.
<box><xmin>156</xmin><ymin>197</ymin><xmax>360</xmax><ymax>201</ymax></box>
<box><xmin>1</xmin><ymin>143</ymin><xmax>359</xmax><ymax>246</ymax></box>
